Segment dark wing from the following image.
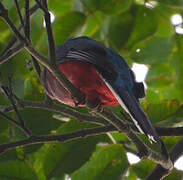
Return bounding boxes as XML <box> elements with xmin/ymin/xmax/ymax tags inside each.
<box><xmin>56</xmin><ymin>38</ymin><xmax>119</xmax><ymax>81</ymax></box>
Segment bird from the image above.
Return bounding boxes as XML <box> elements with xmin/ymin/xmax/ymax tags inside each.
<box><xmin>43</xmin><ymin>36</ymin><xmax>161</xmax><ymax>145</ymax></box>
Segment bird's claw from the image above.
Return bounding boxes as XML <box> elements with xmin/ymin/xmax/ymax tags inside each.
<box><xmin>86</xmin><ymin>98</ymin><xmax>103</xmax><ymax>114</ymax></box>
<box><xmin>73</xmin><ymin>94</ymin><xmax>86</xmax><ymax>106</ymax></box>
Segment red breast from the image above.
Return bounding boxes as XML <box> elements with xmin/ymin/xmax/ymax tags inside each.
<box><xmin>44</xmin><ymin>61</ymin><xmax>119</xmax><ymax>107</ymax></box>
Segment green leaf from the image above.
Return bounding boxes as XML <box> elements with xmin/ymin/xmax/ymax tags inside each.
<box><xmin>31</xmin><ymin>11</ymin><xmax>45</xmax><ymax>46</ymax></box>
<box><xmin>97</xmin><ymin>0</ymin><xmax>132</xmax><ymax>15</ymax></box>
<box><xmin>126</xmin><ymin>6</ymin><xmax>158</xmax><ymax>49</ymax></box>
<box><xmin>53</xmin><ymin>11</ymin><xmax>86</xmax><ymax>45</ymax></box>
<box><xmin>0</xmin><ymin>161</ymin><xmax>38</xmax><ymax>180</ymax></box>
<box><xmin>81</xmin><ymin>0</ymin><xmax>132</xmax><ymax>15</ymax></box>
<box><xmin>156</xmin><ymin>0</ymin><xmax>183</xmax><ymax>8</ymax></box>
<box><xmin>24</xmin><ymin>75</ymin><xmax>44</xmax><ymax>101</ymax></box>
<box><xmin>19</xmin><ymin>108</ymin><xmax>61</xmax><ymax>135</ymax></box>
<box><xmin>32</xmin><ymin>120</ymin><xmax>108</xmax><ymax>180</ymax></box>
<box><xmin>49</xmin><ymin>0</ymin><xmax>74</xmax><ymax>16</ymax></box>
<box><xmin>142</xmin><ymin>100</ymin><xmax>180</xmax><ymax>125</ymax></box>
<box><xmin>154</xmin><ymin>6</ymin><xmax>175</xmax><ymax>37</ymax></box>
<box><xmin>172</xmin><ymin>37</ymin><xmax>183</xmax><ymax>95</ymax></box>
<box><xmin>123</xmin><ymin>167</ymin><xmax>137</xmax><ymax>180</ymax></box>
<box><xmin>157</xmin><ymin>105</ymin><xmax>183</xmax><ymax>126</ymax></box>
<box><xmin>83</xmin><ymin>11</ymin><xmax>105</xmax><ymax>37</ymax></box>
<box><xmin>108</xmin><ymin>12</ymin><xmax>134</xmax><ymax>50</ymax></box>
<box><xmin>162</xmin><ymin>137</ymin><xmax>182</xmax><ymax>151</ymax></box>
<box><xmin>132</xmin><ymin>160</ymin><xmax>156</xmax><ymax>179</ymax></box>
<box><xmin>0</xmin><ymin>19</ymin><xmax>9</xmax><ymax>33</ymax></box>
<box><xmin>130</xmin><ymin>37</ymin><xmax>174</xmax><ymax>64</ymax></box>
<box><xmin>164</xmin><ymin>169</ymin><xmax>183</xmax><ymax>180</ymax></box>
<box><xmin>71</xmin><ymin>144</ymin><xmax>129</xmax><ymax>180</ymax></box>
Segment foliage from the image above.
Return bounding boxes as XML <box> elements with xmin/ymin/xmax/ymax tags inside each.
<box><xmin>0</xmin><ymin>0</ymin><xmax>183</xmax><ymax>179</ymax></box>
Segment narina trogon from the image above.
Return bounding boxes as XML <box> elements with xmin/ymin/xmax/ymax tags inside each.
<box><xmin>43</xmin><ymin>36</ymin><xmax>161</xmax><ymax>145</ymax></box>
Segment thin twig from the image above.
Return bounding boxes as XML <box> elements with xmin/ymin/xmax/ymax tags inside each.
<box><xmin>0</xmin><ymin>2</ymin><xmax>85</xmax><ymax>105</ymax></box>
<box><xmin>24</xmin><ymin>0</ymin><xmax>30</xmax><ymax>39</ymax></box>
<box><xmin>3</xmin><ymin>100</ymin><xmax>109</xmax><ymax>126</ymax></box>
<box><xmin>37</xmin><ymin>0</ymin><xmax>56</xmax><ymax>65</ymax></box>
<box><xmin>1</xmin><ymin>3</ymin><xmax>39</xmax><ymax>57</ymax></box>
<box><xmin>0</xmin><ymin>43</ymin><xmax>24</xmax><ymax>65</ymax></box>
<box><xmin>2</xmin><ymin>100</ymin><xmax>183</xmax><ymax>137</ymax></box>
<box><xmin>35</xmin><ymin>0</ymin><xmax>47</xmax><ymax>13</ymax></box>
<box><xmin>25</xmin><ymin>0</ymin><xmax>41</xmax><ymax>76</ymax></box>
<box><xmin>14</xmin><ymin>0</ymin><xmax>24</xmax><ymax>27</ymax></box>
<box><xmin>0</xmin><ymin>111</ymin><xmax>30</xmax><ymax>136</ymax></box>
<box><xmin>1</xmin><ymin>85</ymin><xmax>32</xmax><ymax>137</ymax></box>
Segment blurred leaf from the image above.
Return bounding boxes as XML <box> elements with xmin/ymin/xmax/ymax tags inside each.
<box><xmin>82</xmin><ymin>11</ymin><xmax>105</xmax><ymax>37</ymax></box>
<box><xmin>142</xmin><ymin>100</ymin><xmax>180</xmax><ymax>125</ymax></box>
<box><xmin>154</xmin><ymin>6</ymin><xmax>175</xmax><ymax>37</ymax></box>
<box><xmin>19</xmin><ymin>108</ymin><xmax>61</xmax><ymax>135</ymax></box>
<box><xmin>126</xmin><ymin>6</ymin><xmax>158</xmax><ymax>49</ymax></box>
<box><xmin>81</xmin><ymin>0</ymin><xmax>132</xmax><ymax>15</ymax></box>
<box><xmin>123</xmin><ymin>167</ymin><xmax>137</xmax><ymax>180</ymax></box>
<box><xmin>130</xmin><ymin>37</ymin><xmax>174</xmax><ymax>64</ymax></box>
<box><xmin>108</xmin><ymin>12</ymin><xmax>134</xmax><ymax>50</ymax></box>
<box><xmin>147</xmin><ymin>63</ymin><xmax>174</xmax><ymax>80</ymax></box>
<box><xmin>156</xmin><ymin>0</ymin><xmax>183</xmax><ymax>8</ymax></box>
<box><xmin>24</xmin><ymin>75</ymin><xmax>44</xmax><ymax>101</ymax></box>
<box><xmin>132</xmin><ymin>160</ymin><xmax>156</xmax><ymax>179</ymax></box>
<box><xmin>49</xmin><ymin>0</ymin><xmax>74</xmax><ymax>16</ymax></box>
<box><xmin>53</xmin><ymin>11</ymin><xmax>86</xmax><ymax>45</ymax></box>
<box><xmin>0</xmin><ymin>116</ymin><xmax>9</xmax><ymax>134</ymax></box>
<box><xmin>164</xmin><ymin>169</ymin><xmax>183</xmax><ymax>180</ymax></box>
<box><xmin>162</xmin><ymin>137</ymin><xmax>182</xmax><ymax>151</ymax></box>
<box><xmin>33</xmin><ymin>120</ymin><xmax>108</xmax><ymax>180</ymax></box>
<box><xmin>71</xmin><ymin>144</ymin><xmax>129</xmax><ymax>180</ymax></box>
<box><xmin>0</xmin><ymin>19</ymin><xmax>9</xmax><ymax>33</ymax></box>
<box><xmin>172</xmin><ymin>36</ymin><xmax>183</xmax><ymax>97</ymax></box>
<box><xmin>0</xmin><ymin>161</ymin><xmax>38</xmax><ymax>180</ymax></box>
<box><xmin>0</xmin><ymin>134</ymin><xmax>18</xmax><ymax>162</ymax></box>
<box><xmin>31</xmin><ymin>11</ymin><xmax>45</xmax><ymax>46</ymax></box>
<box><xmin>97</xmin><ymin>0</ymin><xmax>132</xmax><ymax>15</ymax></box>
<box><xmin>157</xmin><ymin>105</ymin><xmax>183</xmax><ymax>126</ymax></box>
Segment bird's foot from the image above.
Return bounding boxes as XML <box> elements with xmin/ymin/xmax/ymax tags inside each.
<box><xmin>86</xmin><ymin>98</ymin><xmax>103</xmax><ymax>114</ymax></box>
<box><xmin>73</xmin><ymin>94</ymin><xmax>86</xmax><ymax>107</ymax></box>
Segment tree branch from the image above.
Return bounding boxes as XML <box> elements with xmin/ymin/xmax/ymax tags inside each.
<box><xmin>2</xmin><ymin>100</ymin><xmax>109</xmax><ymax>126</ymax></box>
<box><xmin>24</xmin><ymin>0</ymin><xmax>42</xmax><ymax>77</ymax></box>
<box><xmin>1</xmin><ymin>84</ymin><xmax>32</xmax><ymax>137</ymax></box>
<box><xmin>0</xmin><ymin>125</ymin><xmax>114</xmax><ymax>154</ymax></box>
<box><xmin>2</xmin><ymin>100</ymin><xmax>183</xmax><ymax>137</ymax></box>
<box><xmin>0</xmin><ymin>43</ymin><xmax>24</xmax><ymax>65</ymax></box>
<box><xmin>0</xmin><ymin>3</ymin><xmax>39</xmax><ymax>59</ymax></box>
<box><xmin>14</xmin><ymin>0</ymin><xmax>24</xmax><ymax>27</ymax></box>
<box><xmin>24</xmin><ymin>0</ymin><xmax>30</xmax><ymax>39</ymax></box>
<box><xmin>40</xmin><ymin>0</ymin><xmax>56</xmax><ymax>65</ymax></box>
<box><xmin>95</xmin><ymin>108</ymin><xmax>173</xmax><ymax>170</ymax></box>
<box><xmin>0</xmin><ymin>111</ymin><xmax>31</xmax><ymax>136</ymax></box>
<box><xmin>0</xmin><ymin>1</ymin><xmax>86</xmax><ymax>105</ymax></box>
<box><xmin>146</xmin><ymin>138</ymin><xmax>183</xmax><ymax>180</ymax></box>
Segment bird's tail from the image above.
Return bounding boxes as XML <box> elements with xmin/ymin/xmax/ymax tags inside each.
<box><xmin>119</xmin><ymin>90</ymin><xmax>161</xmax><ymax>145</ymax></box>
<box><xmin>111</xmin><ymin>87</ymin><xmax>161</xmax><ymax>146</ymax></box>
